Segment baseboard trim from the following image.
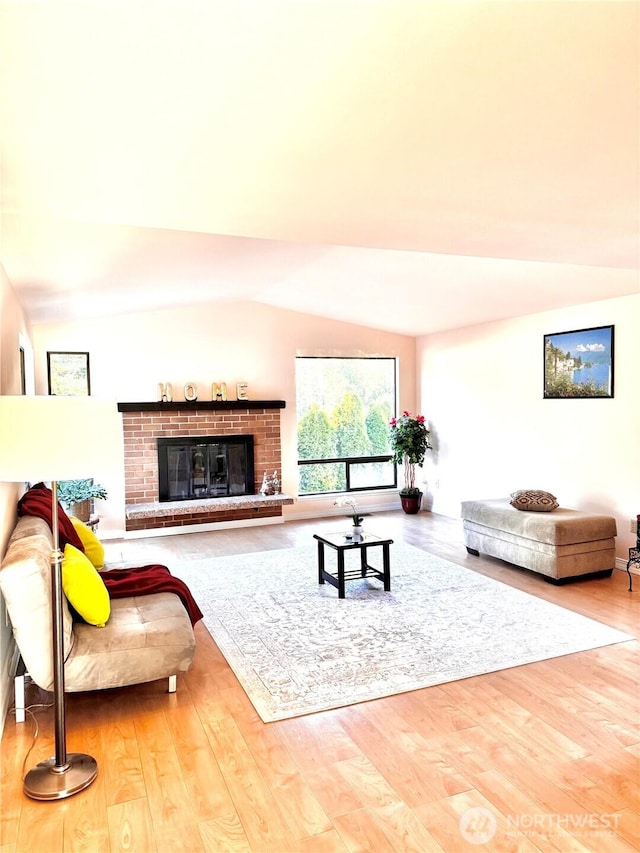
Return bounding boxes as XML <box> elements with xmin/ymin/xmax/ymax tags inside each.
<box><xmin>616</xmin><ymin>556</ymin><xmax>639</xmax><ymax>574</ymax></box>
<box><xmin>0</xmin><ymin>639</ymin><xmax>20</xmax><ymax>737</ymax></box>
<box><xmin>288</xmin><ymin>500</ymin><xmax>400</xmax><ymax>523</ymax></box>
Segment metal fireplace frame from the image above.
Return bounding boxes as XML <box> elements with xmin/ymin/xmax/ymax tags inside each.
<box><xmin>157</xmin><ymin>434</ymin><xmax>255</xmax><ymax>502</ymax></box>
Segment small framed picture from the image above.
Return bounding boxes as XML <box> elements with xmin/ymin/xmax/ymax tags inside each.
<box><xmin>47</xmin><ymin>352</ymin><xmax>91</xmax><ymax>396</ymax></box>
<box><xmin>543</xmin><ymin>325</ymin><xmax>614</xmax><ymax>398</ymax></box>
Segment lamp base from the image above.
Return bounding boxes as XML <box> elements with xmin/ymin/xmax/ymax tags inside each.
<box><xmin>24</xmin><ymin>753</ymin><xmax>98</xmax><ymax>800</ymax></box>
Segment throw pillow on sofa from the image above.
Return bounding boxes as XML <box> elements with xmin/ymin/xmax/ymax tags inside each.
<box><xmin>510</xmin><ymin>490</ymin><xmax>559</xmax><ymax>512</ymax></box>
<box><xmin>69</xmin><ymin>516</ymin><xmax>105</xmax><ymax>568</ymax></box>
<box><xmin>62</xmin><ymin>544</ymin><xmax>110</xmax><ymax>627</ymax></box>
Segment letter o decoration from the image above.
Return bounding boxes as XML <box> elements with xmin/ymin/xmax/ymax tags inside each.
<box><xmin>184</xmin><ymin>383</ymin><xmax>198</xmax><ymax>402</ymax></box>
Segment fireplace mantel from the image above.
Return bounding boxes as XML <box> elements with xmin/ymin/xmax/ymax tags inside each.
<box><xmin>117</xmin><ymin>400</ymin><xmax>285</xmax><ymax>413</ymax></box>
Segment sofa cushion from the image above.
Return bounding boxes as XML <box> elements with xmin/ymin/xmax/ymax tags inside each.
<box><xmin>0</xmin><ymin>516</ymin><xmax>74</xmax><ymax>692</ymax></box>
<box><xmin>65</xmin><ymin>593</ymin><xmax>196</xmax><ymax>691</ymax></box>
<box><xmin>70</xmin><ymin>516</ymin><xmax>105</xmax><ymax>568</ymax></box>
<box><xmin>62</xmin><ymin>544</ymin><xmax>110</xmax><ymax>627</ymax></box>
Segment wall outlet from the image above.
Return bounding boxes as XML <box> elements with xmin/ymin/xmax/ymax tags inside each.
<box><xmin>631</xmin><ymin>518</ymin><xmax>638</xmax><ymax>534</ymax></box>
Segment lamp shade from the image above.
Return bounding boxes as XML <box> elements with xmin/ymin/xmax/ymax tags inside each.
<box><xmin>0</xmin><ymin>395</ymin><xmax>118</xmax><ymax>483</ymax></box>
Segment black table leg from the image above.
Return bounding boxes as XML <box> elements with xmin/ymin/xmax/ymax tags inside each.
<box><xmin>360</xmin><ymin>546</ymin><xmax>368</xmax><ymax>577</ymax></box>
<box><xmin>317</xmin><ymin>540</ymin><xmax>325</xmax><ymax>585</ymax></box>
<box><xmin>337</xmin><ymin>551</ymin><xmax>346</xmax><ymax>598</ymax></box>
<box><xmin>382</xmin><ymin>543</ymin><xmax>391</xmax><ymax>591</ymax></box>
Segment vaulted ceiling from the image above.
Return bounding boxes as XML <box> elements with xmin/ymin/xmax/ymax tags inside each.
<box><xmin>1</xmin><ymin>1</ymin><xmax>638</xmax><ymax>335</ymax></box>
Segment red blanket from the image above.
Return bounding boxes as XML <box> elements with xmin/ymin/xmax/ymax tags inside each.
<box><xmin>100</xmin><ymin>565</ymin><xmax>203</xmax><ymax>626</ymax></box>
<box><xmin>18</xmin><ymin>483</ymin><xmax>85</xmax><ymax>552</ymax></box>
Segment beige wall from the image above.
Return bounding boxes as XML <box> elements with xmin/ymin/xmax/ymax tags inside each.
<box><xmin>0</xmin><ymin>263</ymin><xmax>31</xmax><ymax>556</ymax></box>
<box><xmin>31</xmin><ymin>301</ymin><xmax>418</xmax><ymax>535</ymax></box>
<box><xmin>0</xmin><ymin>266</ymin><xmax>32</xmax><ymax>725</ymax></box>
<box><xmin>417</xmin><ymin>293</ymin><xmax>639</xmax><ymax>560</ymax></box>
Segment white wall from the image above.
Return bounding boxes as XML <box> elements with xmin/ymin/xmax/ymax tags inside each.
<box><xmin>417</xmin><ymin>293</ymin><xmax>639</xmax><ymax>560</ymax></box>
<box><xmin>0</xmin><ymin>267</ymin><xmax>32</xmax><ymax>729</ymax></box>
<box><xmin>31</xmin><ymin>301</ymin><xmax>417</xmax><ymax>535</ymax></box>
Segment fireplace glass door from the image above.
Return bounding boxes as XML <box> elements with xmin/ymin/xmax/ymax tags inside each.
<box><xmin>158</xmin><ymin>436</ymin><xmax>254</xmax><ymax>501</ymax></box>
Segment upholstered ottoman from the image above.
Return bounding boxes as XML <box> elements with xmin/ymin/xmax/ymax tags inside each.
<box><xmin>461</xmin><ymin>498</ymin><xmax>617</xmax><ymax>583</ymax></box>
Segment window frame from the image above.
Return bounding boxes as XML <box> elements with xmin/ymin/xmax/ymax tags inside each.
<box><xmin>295</xmin><ymin>355</ymin><xmax>398</xmax><ymax>497</ymax></box>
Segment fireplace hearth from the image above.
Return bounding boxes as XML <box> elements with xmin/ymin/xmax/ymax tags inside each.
<box><xmin>158</xmin><ymin>435</ymin><xmax>254</xmax><ymax>502</ymax></box>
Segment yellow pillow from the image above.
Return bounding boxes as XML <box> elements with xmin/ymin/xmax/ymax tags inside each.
<box><xmin>70</xmin><ymin>517</ymin><xmax>105</xmax><ymax>568</ymax></box>
<box><xmin>62</xmin><ymin>544</ymin><xmax>110</xmax><ymax>627</ymax></box>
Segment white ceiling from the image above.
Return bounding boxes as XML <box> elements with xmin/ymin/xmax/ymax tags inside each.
<box><xmin>1</xmin><ymin>1</ymin><xmax>638</xmax><ymax>335</ymax></box>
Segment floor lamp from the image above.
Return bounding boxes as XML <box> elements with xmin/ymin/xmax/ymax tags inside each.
<box><xmin>0</xmin><ymin>395</ymin><xmax>117</xmax><ymax>800</ymax></box>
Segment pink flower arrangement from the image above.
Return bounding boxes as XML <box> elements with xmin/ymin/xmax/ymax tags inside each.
<box><xmin>388</xmin><ymin>411</ymin><xmax>432</xmax><ymax>495</ymax></box>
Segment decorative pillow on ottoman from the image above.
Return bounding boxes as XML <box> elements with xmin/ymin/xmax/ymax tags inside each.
<box><xmin>510</xmin><ymin>490</ymin><xmax>559</xmax><ymax>512</ymax></box>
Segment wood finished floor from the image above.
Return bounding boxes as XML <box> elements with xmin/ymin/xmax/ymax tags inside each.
<box><xmin>1</xmin><ymin>510</ymin><xmax>638</xmax><ymax>852</ymax></box>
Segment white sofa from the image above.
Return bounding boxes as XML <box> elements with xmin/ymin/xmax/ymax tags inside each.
<box><xmin>461</xmin><ymin>498</ymin><xmax>617</xmax><ymax>583</ymax></box>
<box><xmin>0</xmin><ymin>515</ymin><xmax>196</xmax><ymax>720</ymax></box>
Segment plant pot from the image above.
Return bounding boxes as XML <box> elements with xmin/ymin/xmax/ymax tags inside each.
<box><xmin>400</xmin><ymin>492</ymin><xmax>422</xmax><ymax>515</ymax></box>
<box><xmin>70</xmin><ymin>499</ymin><xmax>91</xmax><ymax>522</ymax></box>
<box><xmin>352</xmin><ymin>525</ymin><xmax>363</xmax><ymax>539</ymax></box>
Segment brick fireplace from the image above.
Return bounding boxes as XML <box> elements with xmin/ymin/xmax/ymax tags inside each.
<box><xmin>117</xmin><ymin>400</ymin><xmax>291</xmax><ymax>532</ymax></box>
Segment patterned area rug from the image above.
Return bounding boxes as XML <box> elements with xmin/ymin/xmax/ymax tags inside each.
<box><xmin>173</xmin><ymin>544</ymin><xmax>632</xmax><ymax>722</ymax></box>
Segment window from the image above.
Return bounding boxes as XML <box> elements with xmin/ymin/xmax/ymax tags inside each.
<box><xmin>296</xmin><ymin>357</ymin><xmax>397</xmax><ymax>496</ymax></box>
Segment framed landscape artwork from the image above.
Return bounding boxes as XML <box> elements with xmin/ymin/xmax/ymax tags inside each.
<box><xmin>543</xmin><ymin>325</ymin><xmax>614</xmax><ymax>399</ymax></box>
<box><xmin>47</xmin><ymin>351</ymin><xmax>91</xmax><ymax>396</ymax></box>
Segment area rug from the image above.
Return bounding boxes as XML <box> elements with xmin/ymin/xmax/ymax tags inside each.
<box><xmin>172</xmin><ymin>544</ymin><xmax>632</xmax><ymax>722</ymax></box>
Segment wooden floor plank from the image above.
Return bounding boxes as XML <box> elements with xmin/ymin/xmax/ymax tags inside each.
<box><xmin>107</xmin><ymin>797</ymin><xmax>157</xmax><ymax>853</ymax></box>
<box><xmin>441</xmin><ymin>678</ymin><xmax>590</xmax><ymax>766</ymax></box>
<box><xmin>133</xmin><ymin>703</ymin><xmax>206</xmax><ymax>852</ymax></box>
<box><xmin>219</xmin><ymin>678</ymin><xmax>334</xmax><ymax>840</ymax></box>
<box><xmin>331</xmin><ymin>808</ymin><xmax>399</xmax><ymax>853</ymax></box>
<box><xmin>369</xmin><ymin>799</ymin><xmax>445</xmax><ymax>852</ymax></box>
<box><xmin>338</xmin><ymin>704</ymin><xmax>447</xmax><ymax>808</ymax></box>
<box><xmin>274</xmin><ymin>712</ymin><xmax>362</xmax><ymax>774</ymax></box>
<box><xmin>0</xmin><ymin>719</ymin><xmax>30</xmax><ymax>848</ymax></box>
<box><xmin>15</xmin><ymin>800</ymin><xmax>64</xmax><ymax>853</ymax></box>
<box><xmin>100</xmin><ymin>716</ymin><xmax>146</xmax><ymax>807</ymax></box>
<box><xmin>484</xmin><ymin>662</ymin><xmax>640</xmax><ymax>755</ymax></box>
<box><xmin>612</xmin><ymin>810</ymin><xmax>640</xmax><ymax>850</ymax></box>
<box><xmin>333</xmin><ymin>753</ymin><xmax>401</xmax><ymax>811</ymax></box>
<box><xmin>297</xmin><ymin>828</ymin><xmax>349</xmax><ymax>852</ymax></box>
<box><xmin>61</xmin><ymin>758</ymin><xmax>110</xmax><ymax>853</ymax></box>
<box><xmin>198</xmin><ymin>812</ymin><xmax>252</xmax><ymax>853</ymax></box>
<box><xmin>164</xmin><ymin>689</ymin><xmax>237</xmax><ymax>823</ymax></box>
<box><xmin>199</xmin><ymin>693</ymin><xmax>299</xmax><ymax>852</ymax></box>
<box><xmin>468</xmin><ymin>768</ymin><xmax>638</xmax><ymax>852</ymax></box>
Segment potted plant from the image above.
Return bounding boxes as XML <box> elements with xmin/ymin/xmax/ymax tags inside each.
<box><xmin>334</xmin><ymin>497</ymin><xmax>364</xmax><ymax>538</ymax></box>
<box><xmin>57</xmin><ymin>479</ymin><xmax>108</xmax><ymax>522</ymax></box>
<box><xmin>389</xmin><ymin>411</ymin><xmax>432</xmax><ymax>514</ymax></box>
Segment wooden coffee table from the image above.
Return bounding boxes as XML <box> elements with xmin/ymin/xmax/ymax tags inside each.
<box><xmin>313</xmin><ymin>531</ymin><xmax>393</xmax><ymax>599</ymax></box>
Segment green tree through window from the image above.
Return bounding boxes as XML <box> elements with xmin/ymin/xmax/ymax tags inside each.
<box><xmin>333</xmin><ymin>393</ymin><xmax>370</xmax><ymax>458</ymax></box>
<box><xmin>366</xmin><ymin>402</ymin><xmax>392</xmax><ymax>454</ymax></box>
<box><xmin>297</xmin><ymin>403</ymin><xmax>338</xmax><ymax>492</ymax></box>
<box><xmin>296</xmin><ymin>357</ymin><xmax>397</xmax><ymax>496</ymax></box>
